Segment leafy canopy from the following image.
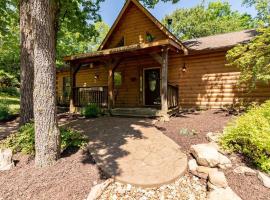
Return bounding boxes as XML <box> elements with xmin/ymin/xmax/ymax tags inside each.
<box><xmin>0</xmin><ymin>0</ymin><xmax>179</xmax><ymax>77</ymax></box>
<box><xmin>226</xmin><ymin>0</ymin><xmax>270</xmax><ymax>88</ymax></box>
<box><xmin>162</xmin><ymin>1</ymin><xmax>255</xmax><ymax>40</ymax></box>
<box><xmin>226</xmin><ymin>26</ymin><xmax>270</xmax><ymax>87</ymax></box>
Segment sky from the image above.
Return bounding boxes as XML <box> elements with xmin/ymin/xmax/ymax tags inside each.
<box><xmin>99</xmin><ymin>0</ymin><xmax>257</xmax><ymax>26</ymax></box>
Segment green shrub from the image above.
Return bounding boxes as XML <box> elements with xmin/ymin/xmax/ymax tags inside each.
<box><xmin>60</xmin><ymin>127</ymin><xmax>88</xmax><ymax>151</ymax></box>
<box><xmin>0</xmin><ymin>104</ymin><xmax>10</xmax><ymax>121</ymax></box>
<box><xmin>82</xmin><ymin>104</ymin><xmax>100</xmax><ymax>118</ymax></box>
<box><xmin>0</xmin><ymin>70</ymin><xmax>19</xmax><ymax>88</ymax></box>
<box><xmin>0</xmin><ymin>87</ymin><xmax>19</xmax><ymax>97</ymax></box>
<box><xmin>220</xmin><ymin>100</ymin><xmax>270</xmax><ymax>173</ymax></box>
<box><xmin>0</xmin><ymin>123</ymin><xmax>88</xmax><ymax>155</ymax></box>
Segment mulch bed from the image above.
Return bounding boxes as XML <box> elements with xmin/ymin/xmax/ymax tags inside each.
<box><xmin>155</xmin><ymin>109</ymin><xmax>270</xmax><ymax>200</ymax></box>
<box><xmin>0</xmin><ymin>148</ymin><xmax>105</xmax><ymax>200</ymax></box>
<box><xmin>0</xmin><ymin>115</ymin><xmax>106</xmax><ymax>200</ymax></box>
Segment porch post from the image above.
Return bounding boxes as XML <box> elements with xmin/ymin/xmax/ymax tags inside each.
<box><xmin>108</xmin><ymin>65</ymin><xmax>114</xmax><ymax>110</ymax></box>
<box><xmin>69</xmin><ymin>62</ymin><xmax>76</xmax><ymax>113</ymax></box>
<box><xmin>161</xmin><ymin>47</ymin><xmax>168</xmax><ymax>115</ymax></box>
<box><xmin>107</xmin><ymin>58</ymin><xmax>122</xmax><ymax>111</ymax></box>
<box><xmin>69</xmin><ymin>62</ymin><xmax>80</xmax><ymax>113</ymax></box>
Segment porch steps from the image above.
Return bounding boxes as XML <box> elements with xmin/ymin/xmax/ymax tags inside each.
<box><xmin>110</xmin><ymin>108</ymin><xmax>163</xmax><ymax>118</ymax></box>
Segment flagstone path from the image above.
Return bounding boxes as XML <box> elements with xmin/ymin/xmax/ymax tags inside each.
<box><xmin>68</xmin><ymin>117</ymin><xmax>187</xmax><ymax>188</ymax></box>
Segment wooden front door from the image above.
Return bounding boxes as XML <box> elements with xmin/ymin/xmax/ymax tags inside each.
<box><xmin>144</xmin><ymin>68</ymin><xmax>161</xmax><ymax>106</ymax></box>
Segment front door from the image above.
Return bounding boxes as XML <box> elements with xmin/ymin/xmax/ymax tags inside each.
<box><xmin>144</xmin><ymin>68</ymin><xmax>161</xmax><ymax>106</ymax></box>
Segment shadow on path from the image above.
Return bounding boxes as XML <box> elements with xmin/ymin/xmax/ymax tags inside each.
<box><xmin>67</xmin><ymin>117</ymin><xmax>153</xmax><ymax>177</ymax></box>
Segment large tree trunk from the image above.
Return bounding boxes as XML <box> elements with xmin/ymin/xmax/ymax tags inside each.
<box><xmin>19</xmin><ymin>0</ymin><xmax>34</xmax><ymax>125</ymax></box>
<box><xmin>32</xmin><ymin>0</ymin><xmax>60</xmax><ymax>167</ymax></box>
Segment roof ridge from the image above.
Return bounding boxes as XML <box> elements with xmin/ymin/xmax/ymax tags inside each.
<box><xmin>184</xmin><ymin>29</ymin><xmax>256</xmax><ymax>42</ymax></box>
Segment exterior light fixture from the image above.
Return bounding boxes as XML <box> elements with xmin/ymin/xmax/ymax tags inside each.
<box><xmin>94</xmin><ymin>74</ymin><xmax>99</xmax><ymax>80</ymax></box>
<box><xmin>182</xmin><ymin>64</ymin><xmax>187</xmax><ymax>72</ymax></box>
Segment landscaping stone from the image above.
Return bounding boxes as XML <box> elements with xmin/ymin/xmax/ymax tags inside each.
<box><xmin>206</xmin><ymin>132</ymin><xmax>222</xmax><ymax>143</ymax></box>
<box><xmin>191</xmin><ymin>170</ymin><xmax>209</xmax><ymax>180</ymax></box>
<box><xmin>258</xmin><ymin>172</ymin><xmax>270</xmax><ymax>189</ymax></box>
<box><xmin>233</xmin><ymin>166</ymin><xmax>256</xmax><ymax>176</ymax></box>
<box><xmin>188</xmin><ymin>159</ymin><xmax>198</xmax><ymax>172</ymax></box>
<box><xmin>218</xmin><ymin>154</ymin><xmax>232</xmax><ymax>169</ymax></box>
<box><xmin>208</xmin><ymin>187</ymin><xmax>242</xmax><ymax>200</ymax></box>
<box><xmin>191</xmin><ymin>143</ymin><xmax>232</xmax><ymax>169</ymax></box>
<box><xmin>197</xmin><ymin>166</ymin><xmax>218</xmax><ymax>175</ymax></box>
<box><xmin>208</xmin><ymin>171</ymin><xmax>228</xmax><ymax>188</ymax></box>
<box><xmin>190</xmin><ymin>143</ymin><xmax>220</xmax><ymax>167</ymax></box>
<box><xmin>0</xmin><ymin>149</ymin><xmax>14</xmax><ymax>171</ymax></box>
<box><xmin>86</xmin><ymin>179</ymin><xmax>114</xmax><ymax>200</ymax></box>
<box><xmin>207</xmin><ymin>181</ymin><xmax>219</xmax><ymax>191</ymax></box>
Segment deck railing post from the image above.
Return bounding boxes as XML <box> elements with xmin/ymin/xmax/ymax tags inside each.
<box><xmin>161</xmin><ymin>47</ymin><xmax>169</xmax><ymax>116</ymax></box>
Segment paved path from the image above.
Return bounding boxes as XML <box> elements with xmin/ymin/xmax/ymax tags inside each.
<box><xmin>0</xmin><ymin>119</ymin><xmax>19</xmax><ymax>140</ymax></box>
<box><xmin>68</xmin><ymin>117</ymin><xmax>187</xmax><ymax>188</ymax></box>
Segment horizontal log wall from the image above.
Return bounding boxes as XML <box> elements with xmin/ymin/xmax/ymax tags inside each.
<box><xmin>174</xmin><ymin>51</ymin><xmax>270</xmax><ymax>108</ymax></box>
<box><xmin>114</xmin><ymin>54</ymin><xmax>160</xmax><ymax>107</ymax></box>
<box><xmin>75</xmin><ymin>65</ymin><xmax>108</xmax><ymax>87</ymax></box>
<box><xmin>56</xmin><ymin>51</ymin><xmax>270</xmax><ymax>109</ymax></box>
<box><xmin>103</xmin><ymin>2</ymin><xmax>167</xmax><ymax>49</ymax></box>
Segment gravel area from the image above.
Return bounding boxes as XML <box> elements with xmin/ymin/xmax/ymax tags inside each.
<box><xmin>100</xmin><ymin>175</ymin><xmax>207</xmax><ymax>200</ymax></box>
<box><xmin>155</xmin><ymin>109</ymin><xmax>270</xmax><ymax>200</ymax></box>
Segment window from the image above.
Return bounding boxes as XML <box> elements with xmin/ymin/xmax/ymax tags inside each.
<box><xmin>63</xmin><ymin>76</ymin><xmax>71</xmax><ymax>98</ymax></box>
<box><xmin>146</xmin><ymin>32</ymin><xmax>155</xmax><ymax>42</ymax></box>
<box><xmin>114</xmin><ymin>72</ymin><xmax>122</xmax><ymax>87</ymax></box>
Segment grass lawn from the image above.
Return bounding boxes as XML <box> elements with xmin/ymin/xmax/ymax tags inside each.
<box><xmin>0</xmin><ymin>93</ymin><xmax>20</xmax><ymax>115</ymax></box>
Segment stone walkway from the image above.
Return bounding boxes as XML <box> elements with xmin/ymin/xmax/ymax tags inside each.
<box><xmin>68</xmin><ymin>117</ymin><xmax>187</xmax><ymax>188</ymax></box>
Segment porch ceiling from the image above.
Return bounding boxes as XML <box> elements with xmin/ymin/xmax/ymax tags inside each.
<box><xmin>64</xmin><ymin>39</ymin><xmax>187</xmax><ymax>63</ymax></box>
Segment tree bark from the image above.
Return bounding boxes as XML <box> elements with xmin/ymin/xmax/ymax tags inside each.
<box><xmin>32</xmin><ymin>0</ymin><xmax>60</xmax><ymax>167</ymax></box>
<box><xmin>19</xmin><ymin>0</ymin><xmax>34</xmax><ymax>125</ymax></box>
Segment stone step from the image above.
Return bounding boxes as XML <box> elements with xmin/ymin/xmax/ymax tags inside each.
<box><xmin>111</xmin><ymin>108</ymin><xmax>162</xmax><ymax>118</ymax></box>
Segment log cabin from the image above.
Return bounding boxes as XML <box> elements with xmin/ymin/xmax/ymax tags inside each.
<box><xmin>57</xmin><ymin>0</ymin><xmax>270</xmax><ymax>117</ymax></box>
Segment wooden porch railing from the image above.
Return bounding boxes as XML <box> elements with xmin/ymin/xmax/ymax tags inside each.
<box><xmin>74</xmin><ymin>86</ymin><xmax>108</xmax><ymax>107</ymax></box>
<box><xmin>168</xmin><ymin>84</ymin><xmax>179</xmax><ymax>109</ymax></box>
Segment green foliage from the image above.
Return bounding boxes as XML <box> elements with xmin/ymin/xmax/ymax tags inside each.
<box><xmin>140</xmin><ymin>0</ymin><xmax>180</xmax><ymax>8</ymax></box>
<box><xmin>226</xmin><ymin>0</ymin><xmax>270</xmax><ymax>88</ymax></box>
<box><xmin>242</xmin><ymin>0</ymin><xmax>270</xmax><ymax>24</ymax></box>
<box><xmin>226</xmin><ymin>26</ymin><xmax>270</xmax><ymax>88</ymax></box>
<box><xmin>56</xmin><ymin>21</ymin><xmax>109</xmax><ymax>66</ymax></box>
<box><xmin>0</xmin><ymin>103</ymin><xmax>10</xmax><ymax>121</ymax></box>
<box><xmin>82</xmin><ymin>104</ymin><xmax>101</xmax><ymax>118</ymax></box>
<box><xmin>0</xmin><ymin>123</ymin><xmax>88</xmax><ymax>155</ymax></box>
<box><xmin>60</xmin><ymin>127</ymin><xmax>88</xmax><ymax>151</ymax></box>
<box><xmin>162</xmin><ymin>1</ymin><xmax>255</xmax><ymax>40</ymax></box>
<box><xmin>0</xmin><ymin>70</ymin><xmax>19</xmax><ymax>87</ymax></box>
<box><xmin>0</xmin><ymin>0</ymin><xmax>20</xmax><ymax>79</ymax></box>
<box><xmin>220</xmin><ymin>100</ymin><xmax>270</xmax><ymax>173</ymax></box>
<box><xmin>0</xmin><ymin>87</ymin><xmax>19</xmax><ymax>97</ymax></box>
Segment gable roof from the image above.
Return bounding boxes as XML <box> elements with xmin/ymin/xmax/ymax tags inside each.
<box><xmin>183</xmin><ymin>29</ymin><xmax>257</xmax><ymax>52</ymax></box>
<box><xmin>98</xmin><ymin>0</ymin><xmax>188</xmax><ymax>54</ymax></box>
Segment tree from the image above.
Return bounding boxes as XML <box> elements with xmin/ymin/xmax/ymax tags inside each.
<box><xmin>32</xmin><ymin>0</ymin><xmax>61</xmax><ymax>167</ymax></box>
<box><xmin>226</xmin><ymin>1</ymin><xmax>270</xmax><ymax>88</ymax></box>
<box><xmin>162</xmin><ymin>1</ymin><xmax>255</xmax><ymax>40</ymax></box>
<box><xmin>242</xmin><ymin>0</ymin><xmax>270</xmax><ymax>24</ymax></box>
<box><xmin>56</xmin><ymin>21</ymin><xmax>109</xmax><ymax>66</ymax></box>
<box><xmin>20</xmin><ymin>0</ymin><xmax>34</xmax><ymax>125</ymax></box>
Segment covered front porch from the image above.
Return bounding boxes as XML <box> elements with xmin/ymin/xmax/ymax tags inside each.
<box><xmin>65</xmin><ymin>39</ymin><xmax>183</xmax><ymax>117</ymax></box>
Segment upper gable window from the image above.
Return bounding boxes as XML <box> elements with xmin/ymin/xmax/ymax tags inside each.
<box><xmin>115</xmin><ymin>36</ymin><xmax>125</xmax><ymax>47</ymax></box>
<box><xmin>146</xmin><ymin>32</ymin><xmax>155</xmax><ymax>42</ymax></box>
